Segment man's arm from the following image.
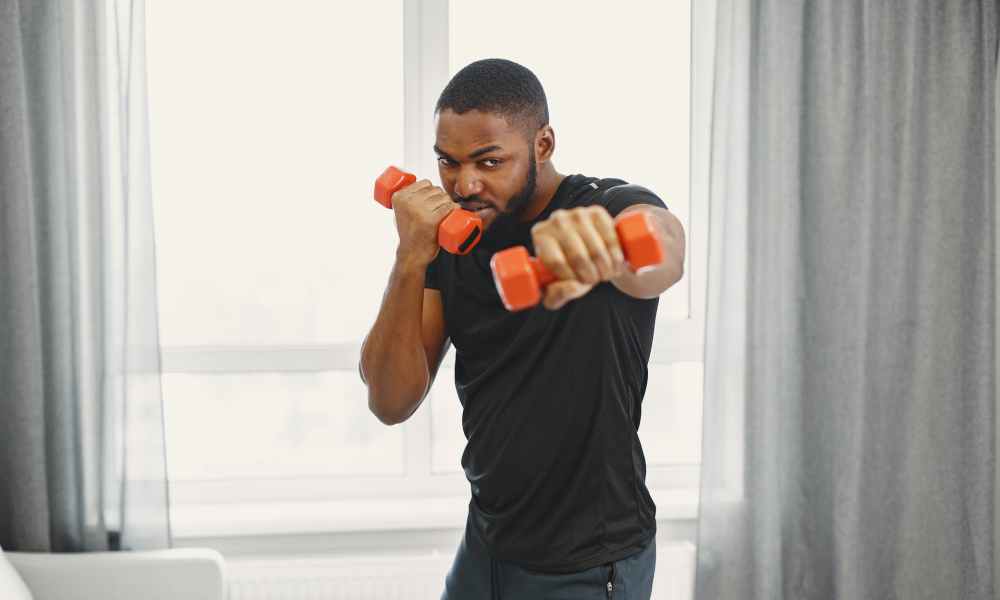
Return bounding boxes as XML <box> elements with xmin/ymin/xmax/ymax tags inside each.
<box><xmin>359</xmin><ymin>177</ymin><xmax>457</xmax><ymax>426</ymax></box>
<box><xmin>359</xmin><ymin>256</ymin><xmax>450</xmax><ymax>425</ymax></box>
<box><xmin>530</xmin><ymin>201</ymin><xmax>686</xmax><ymax>309</ymax></box>
<box><xmin>610</xmin><ymin>204</ymin><xmax>686</xmax><ymax>299</ymax></box>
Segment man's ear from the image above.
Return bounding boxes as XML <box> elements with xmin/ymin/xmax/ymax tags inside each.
<box><xmin>535</xmin><ymin>125</ymin><xmax>556</xmax><ymax>163</ymax></box>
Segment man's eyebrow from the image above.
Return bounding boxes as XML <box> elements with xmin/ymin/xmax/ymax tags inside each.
<box><xmin>469</xmin><ymin>145</ymin><xmax>503</xmax><ymax>159</ymax></box>
<box><xmin>433</xmin><ymin>145</ymin><xmax>504</xmax><ymax>160</ymax></box>
<box><xmin>432</xmin><ymin>145</ymin><xmax>453</xmax><ymax>159</ymax></box>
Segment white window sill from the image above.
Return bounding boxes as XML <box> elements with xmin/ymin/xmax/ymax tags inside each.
<box><xmin>170</xmin><ymin>488</ymin><xmax>699</xmax><ymax>539</ymax></box>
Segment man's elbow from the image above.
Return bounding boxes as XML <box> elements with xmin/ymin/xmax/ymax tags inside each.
<box><xmin>366</xmin><ymin>385</ymin><xmax>424</xmax><ymax>426</ymax></box>
<box><xmin>368</xmin><ymin>397</ymin><xmax>404</xmax><ymax>426</ymax></box>
<box><xmin>372</xmin><ymin>407</ymin><xmax>404</xmax><ymax>426</ymax></box>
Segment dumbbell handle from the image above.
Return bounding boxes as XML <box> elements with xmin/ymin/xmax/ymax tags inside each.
<box><xmin>491</xmin><ymin>210</ymin><xmax>664</xmax><ymax>311</ymax></box>
<box><xmin>374</xmin><ymin>166</ymin><xmax>482</xmax><ymax>255</ymax></box>
<box><xmin>526</xmin><ymin>257</ymin><xmax>556</xmax><ymax>288</ymax></box>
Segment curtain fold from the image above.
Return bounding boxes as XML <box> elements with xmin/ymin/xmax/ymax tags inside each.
<box><xmin>0</xmin><ymin>0</ymin><xmax>170</xmax><ymax>552</ymax></box>
<box><xmin>696</xmin><ymin>1</ymin><xmax>997</xmax><ymax>598</ymax></box>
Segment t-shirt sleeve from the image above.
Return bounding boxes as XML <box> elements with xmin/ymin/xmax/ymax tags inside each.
<box><xmin>599</xmin><ymin>183</ymin><xmax>669</xmax><ymax>218</ymax></box>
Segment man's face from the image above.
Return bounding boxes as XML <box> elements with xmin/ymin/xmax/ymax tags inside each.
<box><xmin>434</xmin><ymin>109</ymin><xmax>538</xmax><ymax>235</ymax></box>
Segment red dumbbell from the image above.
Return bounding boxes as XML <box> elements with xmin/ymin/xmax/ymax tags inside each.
<box><xmin>490</xmin><ymin>210</ymin><xmax>665</xmax><ymax>311</ymax></box>
<box><xmin>374</xmin><ymin>166</ymin><xmax>483</xmax><ymax>255</ymax></box>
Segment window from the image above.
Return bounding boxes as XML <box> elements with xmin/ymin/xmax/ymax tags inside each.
<box><xmin>148</xmin><ymin>0</ymin><xmax>701</xmax><ymax>536</ymax></box>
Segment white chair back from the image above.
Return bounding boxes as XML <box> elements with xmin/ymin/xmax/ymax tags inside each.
<box><xmin>0</xmin><ymin>543</ymin><xmax>34</xmax><ymax>600</ymax></box>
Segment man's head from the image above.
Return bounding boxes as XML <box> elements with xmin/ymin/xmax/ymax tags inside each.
<box><xmin>434</xmin><ymin>59</ymin><xmax>554</xmax><ymax>236</ymax></box>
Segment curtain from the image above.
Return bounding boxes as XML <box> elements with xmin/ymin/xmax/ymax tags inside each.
<box><xmin>696</xmin><ymin>1</ymin><xmax>997</xmax><ymax>598</ymax></box>
<box><xmin>0</xmin><ymin>0</ymin><xmax>170</xmax><ymax>551</ymax></box>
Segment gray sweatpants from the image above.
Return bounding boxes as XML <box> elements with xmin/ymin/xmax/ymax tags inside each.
<box><xmin>441</xmin><ymin>511</ymin><xmax>656</xmax><ymax>600</ymax></box>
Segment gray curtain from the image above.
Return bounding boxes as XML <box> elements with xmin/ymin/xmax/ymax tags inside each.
<box><xmin>696</xmin><ymin>1</ymin><xmax>996</xmax><ymax>599</ymax></box>
<box><xmin>0</xmin><ymin>0</ymin><xmax>170</xmax><ymax>551</ymax></box>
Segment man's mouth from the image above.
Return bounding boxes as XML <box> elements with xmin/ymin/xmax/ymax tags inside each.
<box><xmin>460</xmin><ymin>201</ymin><xmax>493</xmax><ymax>213</ymax></box>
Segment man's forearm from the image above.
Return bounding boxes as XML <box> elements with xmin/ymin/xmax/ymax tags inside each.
<box><xmin>359</xmin><ymin>256</ymin><xmax>431</xmax><ymax>425</ymax></box>
<box><xmin>611</xmin><ymin>205</ymin><xmax>686</xmax><ymax>299</ymax></box>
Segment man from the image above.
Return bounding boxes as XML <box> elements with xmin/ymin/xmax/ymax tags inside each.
<box><xmin>359</xmin><ymin>58</ymin><xmax>686</xmax><ymax>599</ymax></box>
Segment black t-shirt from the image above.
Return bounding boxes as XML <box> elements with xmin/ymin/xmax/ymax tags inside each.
<box><xmin>425</xmin><ymin>174</ymin><xmax>668</xmax><ymax>573</ymax></box>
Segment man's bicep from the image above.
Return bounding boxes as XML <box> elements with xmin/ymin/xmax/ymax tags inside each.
<box><xmin>422</xmin><ymin>288</ymin><xmax>451</xmax><ymax>385</ymax></box>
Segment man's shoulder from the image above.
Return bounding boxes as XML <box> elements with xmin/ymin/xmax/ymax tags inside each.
<box><xmin>565</xmin><ymin>174</ymin><xmax>667</xmax><ymax>216</ymax></box>
<box><xmin>560</xmin><ymin>174</ymin><xmax>628</xmax><ymax>206</ymax></box>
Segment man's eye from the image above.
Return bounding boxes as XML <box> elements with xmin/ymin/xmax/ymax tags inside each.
<box><xmin>481</xmin><ymin>159</ymin><xmax>502</xmax><ymax>168</ymax></box>
<box><xmin>437</xmin><ymin>157</ymin><xmax>456</xmax><ymax>167</ymax></box>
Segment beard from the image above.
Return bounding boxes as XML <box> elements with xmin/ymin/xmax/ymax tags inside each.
<box><xmin>478</xmin><ymin>146</ymin><xmax>538</xmax><ymax>245</ymax></box>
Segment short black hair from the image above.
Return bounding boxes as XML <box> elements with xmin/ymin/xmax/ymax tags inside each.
<box><xmin>435</xmin><ymin>58</ymin><xmax>549</xmax><ymax>137</ymax></box>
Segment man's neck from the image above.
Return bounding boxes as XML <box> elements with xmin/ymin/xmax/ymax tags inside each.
<box><xmin>518</xmin><ymin>165</ymin><xmax>566</xmax><ymax>223</ymax></box>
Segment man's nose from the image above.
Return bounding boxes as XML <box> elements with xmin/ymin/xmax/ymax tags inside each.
<box><xmin>457</xmin><ymin>169</ymin><xmax>484</xmax><ymax>198</ymax></box>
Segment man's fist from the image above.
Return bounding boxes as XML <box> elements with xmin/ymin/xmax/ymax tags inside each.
<box><xmin>392</xmin><ymin>180</ymin><xmax>459</xmax><ymax>266</ymax></box>
<box><xmin>530</xmin><ymin>206</ymin><xmax>627</xmax><ymax>310</ymax></box>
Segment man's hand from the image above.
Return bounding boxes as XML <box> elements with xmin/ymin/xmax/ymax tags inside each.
<box><xmin>530</xmin><ymin>206</ymin><xmax>628</xmax><ymax>310</ymax></box>
<box><xmin>392</xmin><ymin>180</ymin><xmax>459</xmax><ymax>267</ymax></box>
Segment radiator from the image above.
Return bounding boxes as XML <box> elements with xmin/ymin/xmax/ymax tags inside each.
<box><xmin>225</xmin><ymin>542</ymin><xmax>695</xmax><ymax>600</ymax></box>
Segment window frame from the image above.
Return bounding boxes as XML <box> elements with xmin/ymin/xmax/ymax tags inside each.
<box><xmin>164</xmin><ymin>0</ymin><xmax>712</xmax><ymax>539</ymax></box>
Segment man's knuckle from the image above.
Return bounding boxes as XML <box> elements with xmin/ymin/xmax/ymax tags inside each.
<box><xmin>552</xmin><ymin>210</ymin><xmax>573</xmax><ymax>224</ymax></box>
<box><xmin>568</xmin><ymin>253</ymin><xmax>589</xmax><ymax>268</ymax></box>
<box><xmin>538</xmin><ymin>251</ymin><xmax>560</xmax><ymax>267</ymax></box>
<box><xmin>531</xmin><ymin>222</ymin><xmax>548</xmax><ymax>236</ymax></box>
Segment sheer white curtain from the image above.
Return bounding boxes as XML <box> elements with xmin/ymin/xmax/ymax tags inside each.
<box><xmin>0</xmin><ymin>0</ymin><xmax>169</xmax><ymax>551</ymax></box>
<box><xmin>693</xmin><ymin>0</ymin><xmax>751</xmax><ymax>589</ymax></box>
